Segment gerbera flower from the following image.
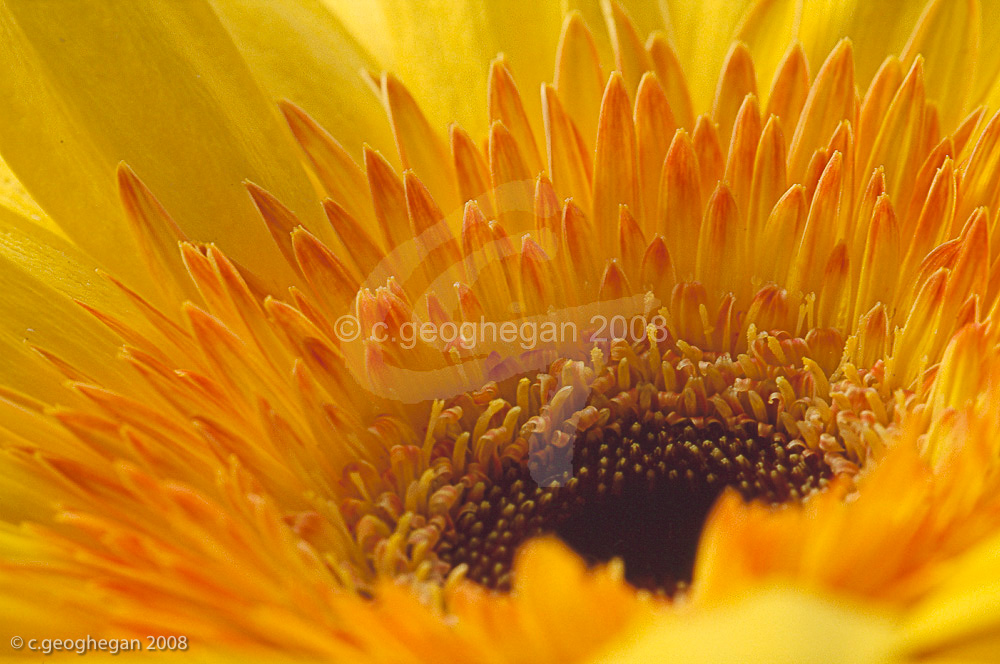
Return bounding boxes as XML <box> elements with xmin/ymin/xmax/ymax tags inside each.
<box><xmin>3</xmin><ymin>0</ymin><xmax>1000</xmax><ymax>661</ymax></box>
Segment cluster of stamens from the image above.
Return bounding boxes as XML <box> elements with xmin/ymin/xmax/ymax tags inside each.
<box><xmin>436</xmin><ymin>400</ymin><xmax>832</xmax><ymax>593</ymax></box>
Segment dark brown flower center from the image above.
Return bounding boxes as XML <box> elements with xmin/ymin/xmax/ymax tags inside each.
<box><xmin>435</xmin><ymin>410</ymin><xmax>832</xmax><ymax>594</ymax></box>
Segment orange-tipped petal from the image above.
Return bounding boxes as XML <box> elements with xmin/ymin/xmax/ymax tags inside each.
<box><xmin>747</xmin><ymin>115</ymin><xmax>787</xmax><ymax>257</ymax></box>
<box><xmin>533</xmin><ymin>174</ymin><xmax>562</xmax><ymax>250</ymax></box>
<box><xmin>461</xmin><ymin>202</ymin><xmax>513</xmax><ymax>317</ymax></box>
<box><xmin>816</xmin><ymin>242</ymin><xmax>850</xmax><ymax>328</ymax></box>
<box><xmin>828</xmin><ymin>121</ymin><xmax>856</xmax><ymax>232</ymax></box>
<box><xmin>618</xmin><ymin>205</ymin><xmax>646</xmax><ymax>284</ymax></box>
<box><xmin>322</xmin><ymin>199</ymin><xmax>387</xmax><ymax>283</ymax></box>
<box><xmin>724</xmin><ymin>94</ymin><xmax>762</xmax><ymax>220</ymax></box>
<box><xmin>902</xmin><ymin>158</ymin><xmax>956</xmax><ymax>282</ymax></box>
<box><xmin>639</xmin><ymin>235</ymin><xmax>675</xmax><ymax>297</ymax></box>
<box><xmin>562</xmin><ymin>200</ymin><xmax>600</xmax><ymax>290</ymax></box>
<box><xmin>593</xmin><ymin>73</ymin><xmax>640</xmax><ymax>247</ymax></box>
<box><xmin>117</xmin><ymin>163</ymin><xmax>193</xmax><ymax>302</ymax></box>
<box><xmin>765</xmin><ymin>44</ymin><xmax>810</xmax><ymax>137</ymax></box>
<box><xmin>489</xmin><ymin>121</ymin><xmax>535</xmax><ymax>235</ymax></box>
<box><xmin>603</xmin><ymin>0</ymin><xmax>651</xmax><ymax>94</ymax></box>
<box><xmin>364</xmin><ymin>146</ymin><xmax>411</xmax><ymax>250</ymax></box>
<box><xmin>790</xmin><ymin>152</ymin><xmax>843</xmax><ymax>295</ymax></box>
<box><xmin>520</xmin><ymin>236</ymin><xmax>557</xmax><ymax>315</ymax></box>
<box><xmin>788</xmin><ymin>40</ymin><xmax>855</xmax><ymax>181</ymax></box>
<box><xmin>542</xmin><ymin>84</ymin><xmax>593</xmax><ymax>210</ymax></box>
<box><xmin>382</xmin><ymin>73</ymin><xmax>457</xmax><ymax>212</ymax></box>
<box><xmin>854</xmin><ymin>303</ymin><xmax>889</xmax><ymax>367</ymax></box>
<box><xmin>856</xmin><ymin>57</ymin><xmax>904</xmax><ymax>179</ymax></box>
<box><xmin>862</xmin><ymin>57</ymin><xmax>926</xmax><ymax>213</ymax></box>
<box><xmin>554</xmin><ymin>11</ymin><xmax>605</xmax><ymax>153</ymax></box>
<box><xmin>902</xmin><ymin>136</ymin><xmax>954</xmax><ymax>232</ymax></box>
<box><xmin>713</xmin><ymin>42</ymin><xmax>757</xmax><ymax>148</ymax></box>
<box><xmin>280</xmin><ymin>100</ymin><xmax>372</xmax><ymax>224</ymax></box>
<box><xmin>759</xmin><ymin>184</ymin><xmax>808</xmax><ymax>285</ymax></box>
<box><xmin>692</xmin><ymin>116</ymin><xmax>725</xmax><ymax>199</ymax></box>
<box><xmin>291</xmin><ymin>228</ymin><xmax>358</xmax><ymax>315</ymax></box>
<box><xmin>456</xmin><ymin>282</ymin><xmax>486</xmax><ymax>323</ymax></box>
<box><xmin>944</xmin><ymin>210</ymin><xmax>990</xmax><ymax>314</ymax></box>
<box><xmin>489</xmin><ymin>57</ymin><xmax>543</xmax><ymax>172</ymax></box>
<box><xmin>404</xmin><ymin>171</ymin><xmax>463</xmax><ymax>295</ymax></box>
<box><xmin>634</xmin><ymin>73</ymin><xmax>677</xmax><ymax>234</ymax></box>
<box><xmin>245</xmin><ymin>182</ymin><xmax>301</xmax><ymax>275</ymax></box>
<box><xmin>850</xmin><ymin>166</ymin><xmax>886</xmax><ymax>284</ymax></box>
<box><xmin>697</xmin><ymin>183</ymin><xmax>742</xmax><ymax>297</ymax></box>
<box><xmin>657</xmin><ymin>129</ymin><xmax>703</xmax><ymax>278</ymax></box>
<box><xmin>598</xmin><ymin>259</ymin><xmax>630</xmax><ymax>302</ymax></box>
<box><xmin>853</xmin><ymin>194</ymin><xmax>900</xmax><ymax>320</ymax></box>
<box><xmin>957</xmin><ymin>110</ymin><xmax>1000</xmax><ymax>223</ymax></box>
<box><xmin>648</xmin><ymin>32</ymin><xmax>695</xmax><ymax>130</ymax></box>
<box><xmin>450</xmin><ymin>123</ymin><xmax>495</xmax><ymax>219</ymax></box>
<box><xmin>952</xmin><ymin>106</ymin><xmax>986</xmax><ymax>157</ymax></box>
<box><xmin>892</xmin><ymin>268</ymin><xmax>948</xmax><ymax>387</ymax></box>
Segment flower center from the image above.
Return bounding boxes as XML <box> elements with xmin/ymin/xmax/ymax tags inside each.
<box><xmin>437</xmin><ymin>410</ymin><xmax>832</xmax><ymax>593</ymax></box>
<box><xmin>408</xmin><ymin>328</ymin><xmax>865</xmax><ymax>595</ymax></box>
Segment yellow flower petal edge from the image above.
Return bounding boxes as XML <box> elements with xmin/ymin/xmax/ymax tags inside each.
<box><xmin>0</xmin><ymin>0</ymin><xmax>324</xmax><ymax>291</ymax></box>
<box><xmin>0</xmin><ymin>206</ymin><xmax>141</xmax><ymax>398</ymax></box>
<box><xmin>590</xmin><ymin>585</ymin><xmax>899</xmax><ymax>664</ymax></box>
<box><xmin>0</xmin><ymin>154</ymin><xmax>60</xmax><ymax>238</ymax></box>
<box><xmin>209</xmin><ymin>0</ymin><xmax>398</xmax><ymax>162</ymax></box>
<box><xmin>899</xmin><ymin>531</ymin><xmax>1000</xmax><ymax>661</ymax></box>
<box><xmin>325</xmin><ymin>0</ymin><xmax>564</xmax><ymax>137</ymax></box>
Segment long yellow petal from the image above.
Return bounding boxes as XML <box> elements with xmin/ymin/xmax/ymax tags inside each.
<box><xmin>593</xmin><ymin>586</ymin><xmax>897</xmax><ymax>664</ymax></box>
<box><xmin>900</xmin><ymin>533</ymin><xmax>1000</xmax><ymax>662</ymax></box>
<box><xmin>0</xmin><ymin>0</ymin><xmax>323</xmax><ymax>290</ymax></box>
<box><xmin>971</xmin><ymin>0</ymin><xmax>1000</xmax><ymax>107</ymax></box>
<box><xmin>0</xmin><ymin>208</ymin><xmax>136</xmax><ymax>397</ymax></box>
<box><xmin>209</xmin><ymin>0</ymin><xmax>396</xmax><ymax>160</ymax></box>
<box><xmin>797</xmin><ymin>0</ymin><xmax>925</xmax><ymax>88</ymax></box>
<box><xmin>565</xmin><ymin>0</ymin><xmax>668</xmax><ymax>66</ymax></box>
<box><xmin>660</xmin><ymin>0</ymin><xmax>757</xmax><ymax>109</ymax></box>
<box><xmin>899</xmin><ymin>0</ymin><xmax>978</xmax><ymax>127</ymax></box>
<box><xmin>326</xmin><ymin>0</ymin><xmax>563</xmax><ymax>139</ymax></box>
<box><xmin>0</xmin><ymin>155</ymin><xmax>61</xmax><ymax>238</ymax></box>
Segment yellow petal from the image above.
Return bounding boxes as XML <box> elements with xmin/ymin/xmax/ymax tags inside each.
<box><xmin>604</xmin><ymin>0</ymin><xmax>653</xmax><ymax>95</ymax></box>
<box><xmin>972</xmin><ymin>0</ymin><xmax>1000</xmax><ymax>107</ymax></box>
<box><xmin>554</xmin><ymin>11</ymin><xmax>606</xmax><ymax>153</ymax></box>
<box><xmin>0</xmin><ymin>1</ymin><xmax>322</xmax><ymax>290</ymax></box>
<box><xmin>490</xmin><ymin>121</ymin><xmax>535</xmax><ymax>235</ymax></box>
<box><xmin>899</xmin><ymin>0</ymin><xmax>978</xmax><ymax>127</ymax></box>
<box><xmin>593</xmin><ymin>73</ymin><xmax>640</xmax><ymax>246</ymax></box>
<box><xmin>657</xmin><ymin>129</ymin><xmax>703</xmax><ymax>279</ymax></box>
<box><xmin>543</xmin><ymin>84</ymin><xmax>594</xmax><ymax>210</ymax></box>
<box><xmin>326</xmin><ymin>0</ymin><xmax>563</xmax><ymax>139</ymax></box>
<box><xmin>0</xmin><ymin>207</ymin><xmax>136</xmax><ymax>397</ymax></box>
<box><xmin>787</xmin><ymin>40</ymin><xmax>856</xmax><ymax>183</ymax></box>
<box><xmin>209</xmin><ymin>0</ymin><xmax>396</xmax><ymax>160</ymax></box>
<box><xmin>280</xmin><ymin>100</ymin><xmax>374</xmax><ymax>226</ymax></box>
<box><xmin>0</xmin><ymin>155</ymin><xmax>61</xmax><ymax>238</ymax></box>
<box><xmin>900</xmin><ymin>532</ymin><xmax>1000</xmax><ymax>662</ymax></box>
<box><xmin>713</xmin><ymin>43</ymin><xmax>758</xmax><ymax>149</ymax></box>
<box><xmin>634</xmin><ymin>73</ymin><xmax>677</xmax><ymax>233</ymax></box>
<box><xmin>736</xmin><ymin>0</ymin><xmax>800</xmax><ymax>101</ymax></box>
<box><xmin>592</xmin><ymin>586</ymin><xmax>897</xmax><ymax>664</ymax></box>
<box><xmin>660</xmin><ymin>0</ymin><xmax>757</xmax><ymax>109</ymax></box>
<box><xmin>567</xmin><ymin>1</ymin><xmax>665</xmax><ymax>50</ymax></box>
<box><xmin>798</xmin><ymin>0</ymin><xmax>925</xmax><ymax>88</ymax></box>
<box><xmin>381</xmin><ymin>73</ymin><xmax>459</xmax><ymax>213</ymax></box>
